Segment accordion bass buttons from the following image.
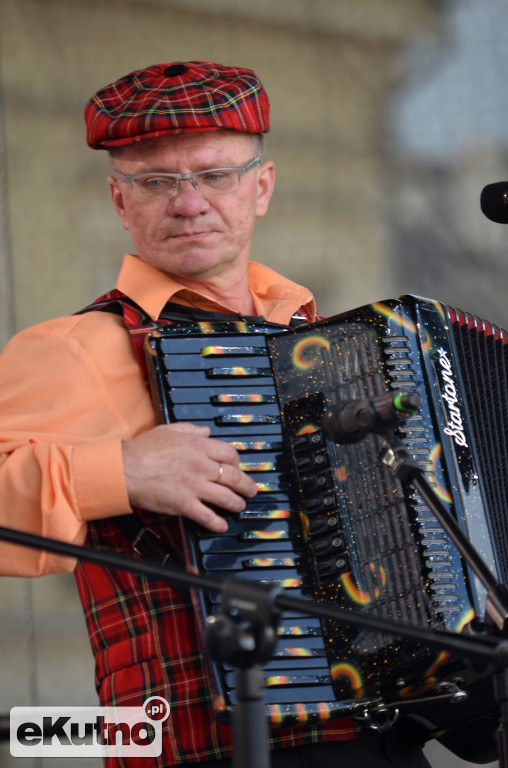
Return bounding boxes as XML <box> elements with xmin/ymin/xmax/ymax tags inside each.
<box><xmin>312</xmin><ymin>531</ymin><xmax>345</xmax><ymax>553</ymax></box>
<box><xmin>316</xmin><ymin>554</ymin><xmax>349</xmax><ymax>578</ymax></box>
<box><xmin>308</xmin><ymin>514</ymin><xmax>339</xmax><ymax>536</ymax></box>
<box><xmin>293</xmin><ymin>448</ymin><xmax>328</xmax><ymax>472</ymax></box>
<box><xmin>289</xmin><ymin>426</ymin><xmax>349</xmax><ymax>582</ymax></box>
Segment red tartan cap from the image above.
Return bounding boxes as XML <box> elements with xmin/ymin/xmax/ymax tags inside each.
<box><xmin>85</xmin><ymin>61</ymin><xmax>270</xmax><ymax>149</ymax></box>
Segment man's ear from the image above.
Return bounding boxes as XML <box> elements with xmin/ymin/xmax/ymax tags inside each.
<box><xmin>256</xmin><ymin>160</ymin><xmax>275</xmax><ymax>218</ymax></box>
<box><xmin>108</xmin><ymin>176</ymin><xmax>130</xmax><ymax>231</ymax></box>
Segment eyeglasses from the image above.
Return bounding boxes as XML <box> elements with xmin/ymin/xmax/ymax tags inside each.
<box><xmin>112</xmin><ymin>156</ymin><xmax>261</xmax><ymax>200</ymax></box>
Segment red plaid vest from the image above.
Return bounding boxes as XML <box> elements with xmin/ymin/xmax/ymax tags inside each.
<box><xmin>74</xmin><ymin>290</ymin><xmax>356</xmax><ymax>766</ymax></box>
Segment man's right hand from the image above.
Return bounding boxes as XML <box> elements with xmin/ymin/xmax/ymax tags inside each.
<box><xmin>121</xmin><ymin>422</ymin><xmax>257</xmax><ymax>533</ymax></box>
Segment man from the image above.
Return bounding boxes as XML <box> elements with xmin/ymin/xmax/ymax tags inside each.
<box><xmin>0</xmin><ymin>62</ymin><xmax>430</xmax><ymax>767</ymax></box>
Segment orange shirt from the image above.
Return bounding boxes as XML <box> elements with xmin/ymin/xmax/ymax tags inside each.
<box><xmin>0</xmin><ymin>254</ymin><xmax>315</xmax><ymax>576</ymax></box>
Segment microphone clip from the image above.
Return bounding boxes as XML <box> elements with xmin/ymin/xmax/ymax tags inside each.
<box><xmin>322</xmin><ymin>390</ymin><xmax>421</xmax><ymax>445</ymax></box>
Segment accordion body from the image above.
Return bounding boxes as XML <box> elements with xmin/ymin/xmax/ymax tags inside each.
<box><xmin>144</xmin><ymin>295</ymin><xmax>507</xmax><ymax>761</ymax></box>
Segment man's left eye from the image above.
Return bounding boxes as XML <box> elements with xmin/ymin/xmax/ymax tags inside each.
<box><xmin>201</xmin><ymin>171</ymin><xmax>230</xmax><ymax>184</ymax></box>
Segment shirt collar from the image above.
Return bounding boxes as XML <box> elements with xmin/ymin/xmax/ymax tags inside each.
<box><xmin>116</xmin><ymin>253</ymin><xmax>316</xmax><ymax>325</ymax></box>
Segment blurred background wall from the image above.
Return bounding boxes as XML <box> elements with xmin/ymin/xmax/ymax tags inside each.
<box><xmin>0</xmin><ymin>0</ymin><xmax>507</xmax><ymax>765</ymax></box>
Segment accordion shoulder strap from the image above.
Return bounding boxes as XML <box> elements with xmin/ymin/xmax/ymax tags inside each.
<box><xmin>77</xmin><ymin>289</ymin><xmax>318</xmax><ymax>375</ymax></box>
<box><xmin>76</xmin><ymin>290</ymin><xmax>185</xmax><ymax>569</ymax></box>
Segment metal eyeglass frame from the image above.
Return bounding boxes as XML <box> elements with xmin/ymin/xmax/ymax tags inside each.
<box><xmin>112</xmin><ymin>156</ymin><xmax>262</xmax><ymax>197</ymax></box>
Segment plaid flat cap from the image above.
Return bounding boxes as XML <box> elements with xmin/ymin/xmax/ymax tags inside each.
<box><xmin>85</xmin><ymin>61</ymin><xmax>270</xmax><ymax>149</ymax></box>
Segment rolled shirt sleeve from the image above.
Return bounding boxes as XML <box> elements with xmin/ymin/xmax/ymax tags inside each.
<box><xmin>0</xmin><ymin>310</ymin><xmax>156</xmax><ymax>576</ymax></box>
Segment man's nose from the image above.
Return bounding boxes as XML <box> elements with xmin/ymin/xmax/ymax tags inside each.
<box><xmin>169</xmin><ymin>178</ymin><xmax>210</xmax><ymax>214</ymax></box>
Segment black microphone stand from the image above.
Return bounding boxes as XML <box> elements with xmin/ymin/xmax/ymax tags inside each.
<box><xmin>205</xmin><ymin>578</ymin><xmax>282</xmax><ymax>768</ymax></box>
<box><xmin>1</xmin><ymin>523</ymin><xmax>508</xmax><ymax>768</ymax></box>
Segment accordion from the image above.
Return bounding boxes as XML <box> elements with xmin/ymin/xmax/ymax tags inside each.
<box><xmin>144</xmin><ymin>295</ymin><xmax>507</xmax><ymax>762</ymax></box>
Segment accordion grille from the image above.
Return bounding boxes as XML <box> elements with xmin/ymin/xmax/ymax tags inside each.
<box><xmin>447</xmin><ymin>307</ymin><xmax>508</xmax><ymax>584</ymax></box>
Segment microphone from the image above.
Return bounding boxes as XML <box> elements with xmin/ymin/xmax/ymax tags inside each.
<box><xmin>480</xmin><ymin>181</ymin><xmax>508</xmax><ymax>223</ymax></box>
<box><xmin>322</xmin><ymin>391</ymin><xmax>421</xmax><ymax>445</ymax></box>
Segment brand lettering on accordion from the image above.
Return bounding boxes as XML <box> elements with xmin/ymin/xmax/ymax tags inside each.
<box><xmin>437</xmin><ymin>348</ymin><xmax>468</xmax><ymax>448</ymax></box>
<box><xmin>9</xmin><ymin>696</ymin><xmax>170</xmax><ymax>758</ymax></box>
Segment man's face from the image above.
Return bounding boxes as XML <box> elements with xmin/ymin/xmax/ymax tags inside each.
<box><xmin>108</xmin><ymin>131</ymin><xmax>275</xmax><ymax>283</ymax></box>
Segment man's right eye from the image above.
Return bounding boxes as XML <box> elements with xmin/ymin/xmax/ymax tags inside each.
<box><xmin>139</xmin><ymin>176</ymin><xmax>174</xmax><ymax>190</ymax></box>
